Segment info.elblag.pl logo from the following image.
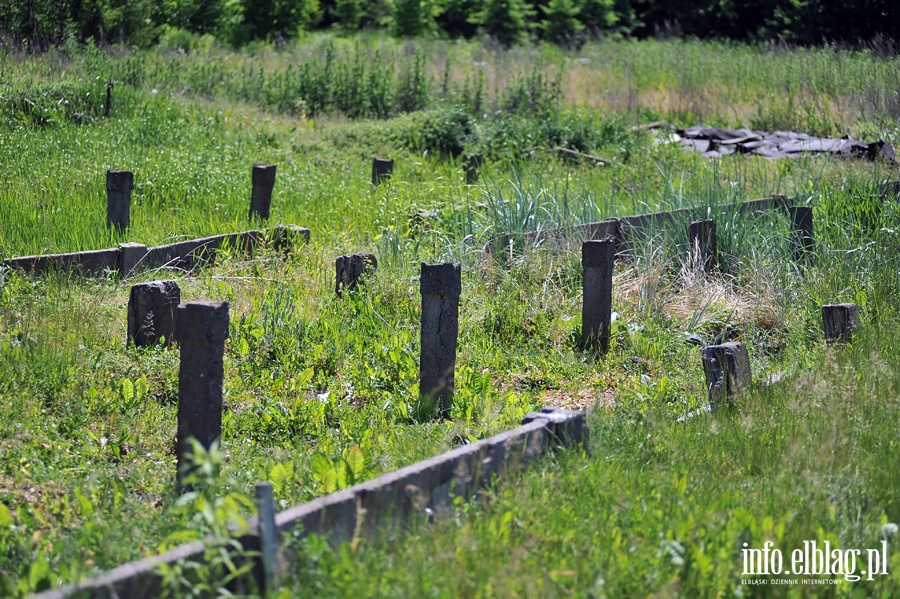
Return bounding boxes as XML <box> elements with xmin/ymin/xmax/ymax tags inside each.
<box><xmin>742</xmin><ymin>540</ymin><xmax>890</xmax><ymax>583</ymax></box>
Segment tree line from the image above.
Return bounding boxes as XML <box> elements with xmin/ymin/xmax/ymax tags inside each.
<box><xmin>2</xmin><ymin>0</ymin><xmax>899</xmax><ymax>51</ymax></box>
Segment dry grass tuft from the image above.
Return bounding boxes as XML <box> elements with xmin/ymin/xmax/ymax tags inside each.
<box><xmin>614</xmin><ymin>244</ymin><xmax>783</xmax><ymax>333</ymax></box>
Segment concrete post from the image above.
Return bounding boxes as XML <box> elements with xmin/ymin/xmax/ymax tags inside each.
<box><xmin>788</xmin><ymin>205</ymin><xmax>814</xmax><ymax>262</ymax></box>
<box><xmin>249</xmin><ymin>164</ymin><xmax>276</xmax><ymax>221</ymax></box>
<box><xmin>105</xmin><ymin>81</ymin><xmax>112</xmax><ymax>118</ymax></box>
<box><xmin>701</xmin><ymin>341</ymin><xmax>751</xmax><ymax>405</ymax></box>
<box><xmin>372</xmin><ymin>158</ymin><xmax>393</xmax><ymax>185</ymax></box>
<box><xmin>688</xmin><ymin>219</ymin><xmax>717</xmax><ymax>273</ymax></box>
<box><xmin>175</xmin><ymin>301</ymin><xmax>229</xmax><ymax>489</ymax></box>
<box><xmin>127</xmin><ymin>280</ymin><xmax>181</xmax><ymax>348</ymax></box>
<box><xmin>335</xmin><ymin>253</ymin><xmax>377</xmax><ymax>297</ymax></box>
<box><xmin>273</xmin><ymin>225</ymin><xmax>311</xmax><ymax>254</ymax></box>
<box><xmin>419</xmin><ymin>262</ymin><xmax>461</xmax><ymax>420</ymax></box>
<box><xmin>465</xmin><ymin>153</ymin><xmax>483</xmax><ymax>184</ymax></box>
<box><xmin>255</xmin><ymin>482</ymin><xmax>281</xmax><ymax>592</ymax></box>
<box><xmin>580</xmin><ymin>238</ymin><xmax>615</xmax><ymax>353</ymax></box>
<box><xmin>118</xmin><ymin>242</ymin><xmax>148</xmax><ymax>278</ymax></box>
<box><xmin>822</xmin><ymin>303</ymin><xmax>860</xmax><ymax>345</ymax></box>
<box><xmin>106</xmin><ymin>169</ymin><xmax>133</xmax><ymax>231</ymax></box>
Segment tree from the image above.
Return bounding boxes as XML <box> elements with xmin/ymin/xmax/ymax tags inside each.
<box><xmin>578</xmin><ymin>0</ymin><xmax>623</xmax><ymax>36</ymax></box>
<box><xmin>332</xmin><ymin>0</ymin><xmax>362</xmax><ymax>29</ymax></box>
<box><xmin>540</xmin><ymin>0</ymin><xmax>583</xmax><ymax>43</ymax></box>
<box><xmin>392</xmin><ymin>0</ymin><xmax>440</xmax><ymax>37</ymax></box>
<box><xmin>469</xmin><ymin>0</ymin><xmax>535</xmax><ymax>46</ymax></box>
<box><xmin>239</xmin><ymin>0</ymin><xmax>320</xmax><ymax>41</ymax></box>
<box><xmin>436</xmin><ymin>0</ymin><xmax>480</xmax><ymax>38</ymax></box>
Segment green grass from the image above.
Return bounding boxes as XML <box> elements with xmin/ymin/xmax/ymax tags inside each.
<box><xmin>274</xmin><ymin>177</ymin><xmax>900</xmax><ymax>598</ymax></box>
<box><xmin>1</xmin><ymin>34</ymin><xmax>900</xmax><ymax>597</ymax></box>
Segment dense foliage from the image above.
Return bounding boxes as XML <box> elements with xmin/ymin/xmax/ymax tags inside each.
<box><xmin>2</xmin><ymin>0</ymin><xmax>899</xmax><ymax>51</ymax></box>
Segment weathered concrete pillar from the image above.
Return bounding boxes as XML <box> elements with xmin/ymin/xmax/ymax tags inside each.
<box><xmin>372</xmin><ymin>158</ymin><xmax>393</xmax><ymax>185</ymax></box>
<box><xmin>335</xmin><ymin>253</ymin><xmax>377</xmax><ymax>297</ymax></box>
<box><xmin>688</xmin><ymin>219</ymin><xmax>717</xmax><ymax>273</ymax></box>
<box><xmin>419</xmin><ymin>262</ymin><xmax>461</xmax><ymax>420</ymax></box>
<box><xmin>127</xmin><ymin>280</ymin><xmax>181</xmax><ymax>348</ymax></box>
<box><xmin>788</xmin><ymin>205</ymin><xmax>814</xmax><ymax>262</ymax></box>
<box><xmin>105</xmin><ymin>80</ymin><xmax>113</xmax><ymax>118</ymax></box>
<box><xmin>106</xmin><ymin>169</ymin><xmax>133</xmax><ymax>231</ymax></box>
<box><xmin>175</xmin><ymin>301</ymin><xmax>229</xmax><ymax>489</ymax></box>
<box><xmin>701</xmin><ymin>341</ymin><xmax>751</xmax><ymax>405</ymax></box>
<box><xmin>822</xmin><ymin>303</ymin><xmax>860</xmax><ymax>345</ymax></box>
<box><xmin>249</xmin><ymin>164</ymin><xmax>276</xmax><ymax>221</ymax></box>
<box><xmin>580</xmin><ymin>238</ymin><xmax>615</xmax><ymax>353</ymax></box>
<box><xmin>118</xmin><ymin>242</ymin><xmax>148</xmax><ymax>278</ymax></box>
<box><xmin>465</xmin><ymin>153</ymin><xmax>483</xmax><ymax>184</ymax></box>
<box><xmin>255</xmin><ymin>482</ymin><xmax>281</xmax><ymax>592</ymax></box>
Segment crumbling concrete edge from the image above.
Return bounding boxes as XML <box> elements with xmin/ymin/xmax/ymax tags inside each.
<box><xmin>3</xmin><ymin>225</ymin><xmax>310</xmax><ymax>279</ymax></box>
<box><xmin>32</xmin><ymin>407</ymin><xmax>586</xmax><ymax>599</ymax></box>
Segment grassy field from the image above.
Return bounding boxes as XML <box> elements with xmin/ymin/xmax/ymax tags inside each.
<box><xmin>1</xmin><ymin>33</ymin><xmax>900</xmax><ymax>597</ymax></box>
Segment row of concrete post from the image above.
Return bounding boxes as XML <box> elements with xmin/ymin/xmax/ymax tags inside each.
<box><xmin>107</xmin><ymin>164</ymin><xmax>278</xmax><ymax>232</ymax></box>
<box><xmin>144</xmin><ymin>227</ymin><xmax>853</xmax><ymax>487</ymax></box>
<box><xmin>371</xmin><ymin>154</ymin><xmax>484</xmax><ymax>186</ymax></box>
<box><xmin>127</xmin><ymin>258</ymin><xmax>463</xmax><ymax>490</ymax></box>
<box><xmin>124</xmin><ymin>199</ymin><xmax>850</xmax><ymax>492</ymax></box>
<box><xmin>107</xmin><ymin>156</ymin><xmax>485</xmax><ymax>232</ymax></box>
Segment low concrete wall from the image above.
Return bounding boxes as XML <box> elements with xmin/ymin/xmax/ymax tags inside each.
<box><xmin>3</xmin><ymin>225</ymin><xmax>310</xmax><ymax>279</ymax></box>
<box><xmin>33</xmin><ymin>407</ymin><xmax>586</xmax><ymax>599</ymax></box>
<box><xmin>483</xmin><ymin>195</ymin><xmax>789</xmax><ymax>256</ymax></box>
<box><xmin>3</xmin><ymin>248</ymin><xmax>120</xmax><ymax>275</ymax></box>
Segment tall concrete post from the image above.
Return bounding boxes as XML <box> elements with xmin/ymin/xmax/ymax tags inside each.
<box><xmin>580</xmin><ymin>238</ymin><xmax>615</xmax><ymax>353</ymax></box>
<box><xmin>175</xmin><ymin>301</ymin><xmax>229</xmax><ymax>489</ymax></box>
<box><xmin>372</xmin><ymin>158</ymin><xmax>393</xmax><ymax>185</ymax></box>
<box><xmin>249</xmin><ymin>164</ymin><xmax>276</xmax><ymax>221</ymax></box>
<box><xmin>788</xmin><ymin>205</ymin><xmax>814</xmax><ymax>262</ymax></box>
<box><xmin>106</xmin><ymin>169</ymin><xmax>133</xmax><ymax>231</ymax></box>
<box><xmin>465</xmin><ymin>153</ymin><xmax>483</xmax><ymax>184</ymax></box>
<box><xmin>127</xmin><ymin>280</ymin><xmax>181</xmax><ymax>348</ymax></box>
<box><xmin>419</xmin><ymin>262</ymin><xmax>461</xmax><ymax>420</ymax></box>
<box><xmin>688</xmin><ymin>219</ymin><xmax>717</xmax><ymax>273</ymax></box>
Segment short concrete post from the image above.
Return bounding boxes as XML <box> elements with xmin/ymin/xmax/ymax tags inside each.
<box><xmin>701</xmin><ymin>341</ymin><xmax>751</xmax><ymax>405</ymax></box>
<box><xmin>465</xmin><ymin>153</ymin><xmax>483</xmax><ymax>184</ymax></box>
<box><xmin>822</xmin><ymin>303</ymin><xmax>860</xmax><ymax>345</ymax></box>
<box><xmin>249</xmin><ymin>164</ymin><xmax>276</xmax><ymax>221</ymax></box>
<box><xmin>788</xmin><ymin>205</ymin><xmax>814</xmax><ymax>262</ymax></box>
<box><xmin>372</xmin><ymin>158</ymin><xmax>393</xmax><ymax>185</ymax></box>
<box><xmin>255</xmin><ymin>482</ymin><xmax>281</xmax><ymax>592</ymax></box>
<box><xmin>118</xmin><ymin>242</ymin><xmax>148</xmax><ymax>278</ymax></box>
<box><xmin>175</xmin><ymin>301</ymin><xmax>229</xmax><ymax>490</ymax></box>
<box><xmin>273</xmin><ymin>225</ymin><xmax>311</xmax><ymax>254</ymax></box>
<box><xmin>335</xmin><ymin>253</ymin><xmax>377</xmax><ymax>297</ymax></box>
<box><xmin>127</xmin><ymin>280</ymin><xmax>181</xmax><ymax>348</ymax></box>
<box><xmin>688</xmin><ymin>219</ymin><xmax>717</xmax><ymax>273</ymax></box>
<box><xmin>580</xmin><ymin>238</ymin><xmax>615</xmax><ymax>353</ymax></box>
<box><xmin>106</xmin><ymin>169</ymin><xmax>133</xmax><ymax>231</ymax></box>
<box><xmin>419</xmin><ymin>262</ymin><xmax>461</xmax><ymax>420</ymax></box>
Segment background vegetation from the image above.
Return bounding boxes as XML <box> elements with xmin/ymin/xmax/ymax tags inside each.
<box><xmin>2</xmin><ymin>0</ymin><xmax>899</xmax><ymax>52</ymax></box>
